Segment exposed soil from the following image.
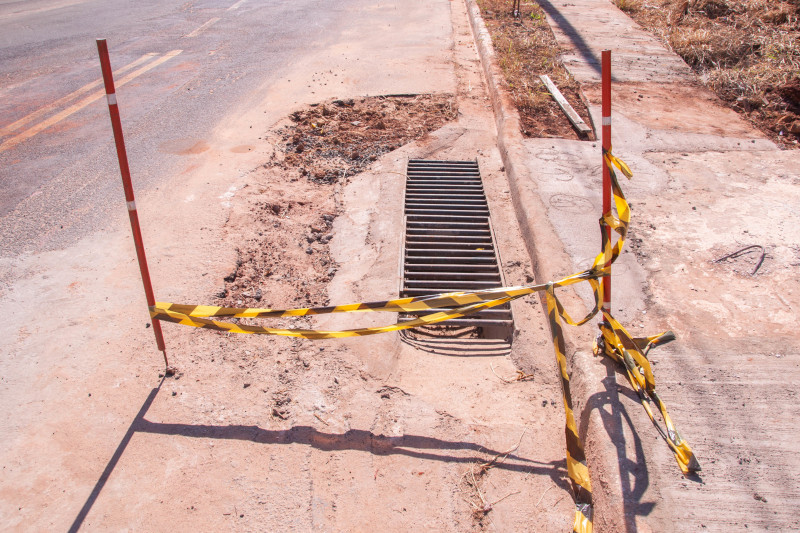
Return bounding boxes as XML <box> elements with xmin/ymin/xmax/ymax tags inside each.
<box><xmin>278</xmin><ymin>94</ymin><xmax>458</xmax><ymax>183</ymax></box>
<box><xmin>614</xmin><ymin>0</ymin><xmax>800</xmax><ymax>148</ymax></box>
<box><xmin>218</xmin><ymin>94</ymin><xmax>457</xmax><ymax>312</ymax></box>
<box><xmin>476</xmin><ymin>0</ymin><xmax>595</xmax><ymax>140</ymax></box>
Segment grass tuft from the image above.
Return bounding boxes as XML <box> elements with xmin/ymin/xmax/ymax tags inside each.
<box><xmin>613</xmin><ymin>0</ymin><xmax>800</xmax><ymax>147</ymax></box>
<box><xmin>477</xmin><ymin>0</ymin><xmax>594</xmax><ymax>139</ymax></box>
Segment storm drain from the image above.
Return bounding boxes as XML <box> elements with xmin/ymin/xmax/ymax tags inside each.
<box><xmin>400</xmin><ymin>159</ymin><xmax>513</xmax><ymax>341</ymax></box>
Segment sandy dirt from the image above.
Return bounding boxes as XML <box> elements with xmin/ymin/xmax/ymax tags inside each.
<box><xmin>0</xmin><ymin>1</ymin><xmax>584</xmax><ymax>531</ymax></box>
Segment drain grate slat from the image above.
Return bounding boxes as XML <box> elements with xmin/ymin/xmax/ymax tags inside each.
<box><xmin>405</xmin><ymin>273</ymin><xmax>502</xmax><ymax>281</ymax></box>
<box><xmin>400</xmin><ymin>159</ymin><xmax>513</xmax><ymax>337</ymax></box>
<box><xmin>405</xmin><ymin>243</ymin><xmax>494</xmax><ymax>250</ymax></box>
<box><xmin>407</xmin><ymin>221</ymin><xmax>489</xmax><ymax>228</ymax></box>
<box><xmin>406</xmin><ymin>263</ymin><xmax>501</xmax><ymax>272</ymax></box>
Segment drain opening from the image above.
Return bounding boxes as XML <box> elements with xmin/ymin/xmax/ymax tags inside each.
<box><xmin>400</xmin><ymin>159</ymin><xmax>513</xmax><ymax>342</ymax></box>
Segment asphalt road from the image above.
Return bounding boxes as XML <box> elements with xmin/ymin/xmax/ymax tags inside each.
<box><xmin>0</xmin><ymin>0</ymin><xmax>367</xmax><ymax>256</ymax></box>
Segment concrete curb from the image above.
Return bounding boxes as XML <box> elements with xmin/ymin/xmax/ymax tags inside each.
<box><xmin>462</xmin><ymin>0</ymin><xmax>630</xmax><ymax>529</ymax></box>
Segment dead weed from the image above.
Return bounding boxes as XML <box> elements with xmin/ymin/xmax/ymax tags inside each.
<box><xmin>614</xmin><ymin>0</ymin><xmax>800</xmax><ymax>147</ymax></box>
<box><xmin>477</xmin><ymin>0</ymin><xmax>595</xmax><ymax>139</ymax></box>
<box><xmin>276</xmin><ymin>94</ymin><xmax>457</xmax><ymax>182</ymax></box>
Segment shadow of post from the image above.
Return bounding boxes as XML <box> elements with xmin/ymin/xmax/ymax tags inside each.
<box><xmin>68</xmin><ymin>380</ymin><xmax>164</xmax><ymax>533</ymax></box>
<box><xmin>580</xmin><ymin>361</ymin><xmax>655</xmax><ymax>532</ymax></box>
<box><xmin>536</xmin><ymin>0</ymin><xmax>602</xmax><ymax>76</ymax></box>
<box><xmin>70</xmin><ymin>379</ymin><xmax>575</xmax><ymax>531</ymax></box>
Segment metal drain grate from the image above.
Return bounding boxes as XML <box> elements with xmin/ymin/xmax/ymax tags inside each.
<box><xmin>400</xmin><ymin>159</ymin><xmax>513</xmax><ymax>339</ymax></box>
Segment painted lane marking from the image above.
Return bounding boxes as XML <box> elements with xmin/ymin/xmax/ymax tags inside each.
<box><xmin>184</xmin><ymin>17</ymin><xmax>220</xmax><ymax>38</ymax></box>
<box><xmin>227</xmin><ymin>0</ymin><xmax>247</xmax><ymax>10</ymax></box>
<box><xmin>0</xmin><ymin>50</ymin><xmax>182</xmax><ymax>153</ymax></box>
<box><xmin>0</xmin><ymin>53</ymin><xmax>158</xmax><ymax>137</ymax></box>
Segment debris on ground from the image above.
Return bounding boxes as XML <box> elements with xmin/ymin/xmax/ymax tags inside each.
<box><xmin>216</xmin><ymin>94</ymin><xmax>457</xmax><ymax>311</ymax></box>
<box><xmin>276</xmin><ymin>94</ymin><xmax>458</xmax><ymax>182</ymax></box>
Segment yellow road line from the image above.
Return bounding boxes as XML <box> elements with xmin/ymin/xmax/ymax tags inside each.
<box><xmin>185</xmin><ymin>17</ymin><xmax>220</xmax><ymax>38</ymax></box>
<box><xmin>0</xmin><ymin>52</ymin><xmax>158</xmax><ymax>137</ymax></box>
<box><xmin>0</xmin><ymin>50</ymin><xmax>182</xmax><ymax>153</ymax></box>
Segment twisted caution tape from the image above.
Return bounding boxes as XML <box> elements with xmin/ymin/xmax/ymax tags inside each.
<box><xmin>150</xmin><ymin>148</ymin><xmax>699</xmax><ymax>533</ymax></box>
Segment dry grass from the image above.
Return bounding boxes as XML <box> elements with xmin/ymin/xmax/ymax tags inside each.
<box><xmin>615</xmin><ymin>0</ymin><xmax>800</xmax><ymax>147</ymax></box>
<box><xmin>477</xmin><ymin>0</ymin><xmax>595</xmax><ymax>139</ymax></box>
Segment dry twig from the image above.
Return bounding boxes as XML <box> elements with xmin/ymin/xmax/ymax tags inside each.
<box><xmin>479</xmin><ymin>428</ymin><xmax>527</xmax><ymax>472</ymax></box>
<box><xmin>536</xmin><ymin>485</ymin><xmax>554</xmax><ymax>507</ymax></box>
<box><xmin>490</xmin><ymin>362</ymin><xmax>534</xmax><ymax>383</ymax></box>
<box><xmin>459</xmin><ymin>430</ymin><xmax>528</xmax><ymax>519</ymax></box>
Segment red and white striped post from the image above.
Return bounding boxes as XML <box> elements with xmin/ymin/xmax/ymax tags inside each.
<box><xmin>601</xmin><ymin>50</ymin><xmax>612</xmax><ymax>316</ymax></box>
<box><xmin>96</xmin><ymin>38</ymin><xmax>169</xmax><ymax>368</ymax></box>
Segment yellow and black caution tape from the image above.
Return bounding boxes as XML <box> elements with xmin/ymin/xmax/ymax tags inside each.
<box><xmin>150</xmin><ymin>147</ymin><xmax>699</xmax><ymax>532</ymax></box>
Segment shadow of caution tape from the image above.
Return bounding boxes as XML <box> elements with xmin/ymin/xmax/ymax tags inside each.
<box><xmin>150</xmin><ymin>149</ymin><xmax>699</xmax><ymax>533</ymax></box>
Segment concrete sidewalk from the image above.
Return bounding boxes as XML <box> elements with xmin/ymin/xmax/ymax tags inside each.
<box><xmin>467</xmin><ymin>0</ymin><xmax>800</xmax><ymax>530</ymax></box>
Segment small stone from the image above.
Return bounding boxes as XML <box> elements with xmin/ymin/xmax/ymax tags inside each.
<box><xmin>243</xmin><ymin>383</ymin><xmax>251</xmax><ymax>388</ymax></box>
<box><xmin>306</xmin><ymin>247</ymin><xmax>314</xmax><ymax>254</ymax></box>
<box><xmin>787</xmin><ymin>121</ymin><xmax>800</xmax><ymax>134</ymax></box>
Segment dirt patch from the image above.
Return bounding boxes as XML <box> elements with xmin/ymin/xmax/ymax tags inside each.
<box><xmin>476</xmin><ymin>0</ymin><xmax>595</xmax><ymax>140</ymax></box>
<box><xmin>278</xmin><ymin>94</ymin><xmax>457</xmax><ymax>183</ymax></box>
<box><xmin>613</xmin><ymin>0</ymin><xmax>800</xmax><ymax>148</ymax></box>
<box><xmin>217</xmin><ymin>94</ymin><xmax>457</xmax><ymax>311</ymax></box>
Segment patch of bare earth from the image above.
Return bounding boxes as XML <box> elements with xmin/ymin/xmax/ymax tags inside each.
<box><xmin>477</xmin><ymin>0</ymin><xmax>595</xmax><ymax>139</ymax></box>
<box><xmin>614</xmin><ymin>0</ymin><xmax>800</xmax><ymax>148</ymax></box>
<box><xmin>217</xmin><ymin>94</ymin><xmax>457</xmax><ymax>313</ymax></box>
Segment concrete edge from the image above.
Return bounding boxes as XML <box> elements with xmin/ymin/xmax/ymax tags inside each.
<box><xmin>462</xmin><ymin>0</ymin><xmax>629</xmax><ymax>529</ymax></box>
